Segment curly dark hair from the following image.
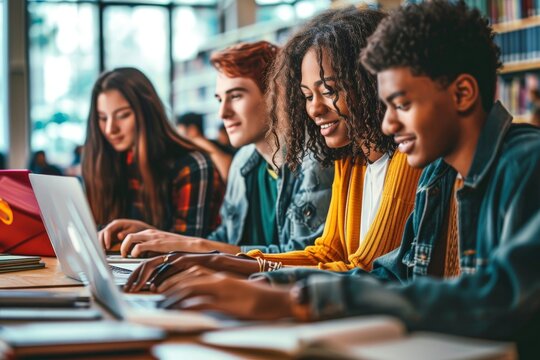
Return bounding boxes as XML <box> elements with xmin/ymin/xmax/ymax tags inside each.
<box><xmin>268</xmin><ymin>6</ymin><xmax>395</xmax><ymax>171</ymax></box>
<box><xmin>361</xmin><ymin>0</ymin><xmax>502</xmax><ymax>112</ymax></box>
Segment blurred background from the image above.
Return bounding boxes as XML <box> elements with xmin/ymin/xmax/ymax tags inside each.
<box><xmin>1</xmin><ymin>0</ymin><xmax>539</xmax><ymax>171</ymax></box>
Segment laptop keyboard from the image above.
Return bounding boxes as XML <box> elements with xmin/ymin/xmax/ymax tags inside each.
<box><xmin>109</xmin><ymin>265</ymin><xmax>132</xmax><ymax>275</ymax></box>
<box><xmin>127</xmin><ymin>298</ymin><xmax>159</xmax><ymax>309</ymax></box>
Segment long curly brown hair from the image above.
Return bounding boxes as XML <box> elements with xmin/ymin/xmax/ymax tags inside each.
<box><xmin>268</xmin><ymin>7</ymin><xmax>396</xmax><ymax>171</ymax></box>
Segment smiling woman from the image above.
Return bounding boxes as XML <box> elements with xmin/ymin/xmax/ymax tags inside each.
<box><xmin>300</xmin><ymin>48</ymin><xmax>351</xmax><ymax>150</ymax></box>
<box><xmin>240</xmin><ymin>6</ymin><xmax>422</xmax><ymax>272</ymax></box>
<box><xmin>82</xmin><ymin>68</ymin><xmax>225</xmax><ymax>250</ymax></box>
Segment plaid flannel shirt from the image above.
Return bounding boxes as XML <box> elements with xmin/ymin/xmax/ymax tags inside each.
<box><xmin>128</xmin><ymin>150</ymin><xmax>224</xmax><ymax>237</ymax></box>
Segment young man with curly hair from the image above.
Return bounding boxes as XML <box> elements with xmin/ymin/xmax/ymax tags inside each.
<box><xmin>139</xmin><ymin>2</ymin><xmax>540</xmax><ymax>358</ymax></box>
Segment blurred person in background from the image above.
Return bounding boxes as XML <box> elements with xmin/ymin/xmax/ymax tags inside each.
<box><xmin>65</xmin><ymin>145</ymin><xmax>83</xmax><ymax>177</ymax></box>
<box><xmin>216</xmin><ymin>123</ymin><xmax>234</xmax><ymax>150</ymax></box>
<box><xmin>28</xmin><ymin>150</ymin><xmax>62</xmax><ymax>175</ymax></box>
<box><xmin>176</xmin><ymin>112</ymin><xmax>235</xmax><ymax>181</ymax></box>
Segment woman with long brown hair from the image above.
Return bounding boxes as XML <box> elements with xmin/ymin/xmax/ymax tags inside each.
<box><xmin>82</xmin><ymin>67</ymin><xmax>224</xmax><ymax>249</ymax></box>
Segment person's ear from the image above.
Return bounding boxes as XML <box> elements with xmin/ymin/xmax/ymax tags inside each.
<box><xmin>452</xmin><ymin>74</ymin><xmax>479</xmax><ymax>113</ymax></box>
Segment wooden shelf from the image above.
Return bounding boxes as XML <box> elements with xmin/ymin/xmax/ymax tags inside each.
<box><xmin>500</xmin><ymin>60</ymin><xmax>540</xmax><ymax>74</ymax></box>
<box><xmin>513</xmin><ymin>114</ymin><xmax>531</xmax><ymax>123</ymax></box>
<box><xmin>492</xmin><ymin>15</ymin><xmax>540</xmax><ymax>33</ymax></box>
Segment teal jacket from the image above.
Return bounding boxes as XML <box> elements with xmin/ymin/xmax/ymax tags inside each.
<box><xmin>260</xmin><ymin>102</ymin><xmax>540</xmax><ymax>358</ymax></box>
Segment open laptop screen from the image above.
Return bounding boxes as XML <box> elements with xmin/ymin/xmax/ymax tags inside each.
<box><xmin>29</xmin><ymin>173</ymin><xmax>130</xmax><ymax>319</ymax></box>
<box><xmin>29</xmin><ymin>174</ymin><xmax>223</xmax><ymax>333</ymax></box>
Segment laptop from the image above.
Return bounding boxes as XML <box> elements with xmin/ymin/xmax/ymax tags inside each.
<box><xmin>29</xmin><ymin>173</ymin><xmax>221</xmax><ymax>332</ymax></box>
<box><xmin>28</xmin><ymin>173</ymin><xmax>139</xmax><ymax>283</ymax></box>
<box><xmin>0</xmin><ymin>170</ymin><xmax>54</xmax><ymax>256</ymax></box>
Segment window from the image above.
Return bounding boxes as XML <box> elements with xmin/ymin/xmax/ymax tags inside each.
<box><xmin>172</xmin><ymin>6</ymin><xmax>219</xmax><ymax>119</ymax></box>
<box><xmin>28</xmin><ymin>3</ymin><xmax>99</xmax><ymax>166</ymax></box>
<box><xmin>26</xmin><ymin>0</ymin><xmax>330</xmax><ymax>166</ymax></box>
<box><xmin>104</xmin><ymin>5</ymin><xmax>170</xmax><ymax>106</ymax></box>
<box><xmin>256</xmin><ymin>0</ymin><xmax>329</xmax><ymax>23</ymax></box>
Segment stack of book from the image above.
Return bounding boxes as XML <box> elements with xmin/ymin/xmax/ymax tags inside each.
<box><xmin>494</xmin><ymin>27</ymin><xmax>540</xmax><ymax>64</ymax></box>
<box><xmin>0</xmin><ymin>254</ymin><xmax>44</xmax><ymax>273</ymax></box>
<box><xmin>465</xmin><ymin>0</ymin><xmax>540</xmax><ymax>22</ymax></box>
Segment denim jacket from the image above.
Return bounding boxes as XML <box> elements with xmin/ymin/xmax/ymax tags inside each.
<box><xmin>208</xmin><ymin>144</ymin><xmax>334</xmax><ymax>253</ymax></box>
<box><xmin>260</xmin><ymin>102</ymin><xmax>540</xmax><ymax>357</ymax></box>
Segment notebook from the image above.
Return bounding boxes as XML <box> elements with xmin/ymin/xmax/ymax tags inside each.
<box><xmin>0</xmin><ymin>254</ymin><xmax>44</xmax><ymax>273</ymax></box>
<box><xmin>0</xmin><ymin>290</ymin><xmax>102</xmax><ymax>321</ymax></box>
<box><xmin>202</xmin><ymin>317</ymin><xmax>517</xmax><ymax>360</ymax></box>
<box><xmin>0</xmin><ymin>289</ymin><xmax>102</xmax><ymax>321</ymax></box>
<box><xmin>0</xmin><ymin>290</ymin><xmax>88</xmax><ymax>308</ymax></box>
<box><xmin>0</xmin><ymin>321</ymin><xmax>165</xmax><ymax>357</ymax></box>
<box><xmin>29</xmin><ymin>173</ymin><xmax>221</xmax><ymax>333</ymax></box>
<box><xmin>0</xmin><ymin>170</ymin><xmax>54</xmax><ymax>256</ymax></box>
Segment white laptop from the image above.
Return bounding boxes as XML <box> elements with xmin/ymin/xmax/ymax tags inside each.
<box><xmin>29</xmin><ymin>174</ymin><xmax>220</xmax><ymax>332</ymax></box>
<box><xmin>28</xmin><ymin>174</ymin><xmax>140</xmax><ymax>284</ymax></box>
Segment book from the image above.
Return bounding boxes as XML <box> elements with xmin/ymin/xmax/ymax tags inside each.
<box><xmin>0</xmin><ymin>290</ymin><xmax>89</xmax><ymax>308</ymax></box>
<box><xmin>325</xmin><ymin>332</ymin><xmax>517</xmax><ymax>360</ymax></box>
<box><xmin>0</xmin><ymin>308</ymin><xmax>102</xmax><ymax>321</ymax></box>
<box><xmin>201</xmin><ymin>316</ymin><xmax>517</xmax><ymax>360</ymax></box>
<box><xmin>0</xmin><ymin>254</ymin><xmax>44</xmax><ymax>273</ymax></box>
<box><xmin>0</xmin><ymin>262</ymin><xmax>45</xmax><ymax>273</ymax></box>
<box><xmin>0</xmin><ymin>254</ymin><xmax>41</xmax><ymax>265</ymax></box>
<box><xmin>0</xmin><ymin>321</ymin><xmax>166</xmax><ymax>357</ymax></box>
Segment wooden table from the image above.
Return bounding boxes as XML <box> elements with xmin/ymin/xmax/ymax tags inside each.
<box><xmin>0</xmin><ymin>257</ymin><xmax>80</xmax><ymax>289</ymax></box>
<box><xmin>0</xmin><ymin>259</ymin><xmax>516</xmax><ymax>360</ymax></box>
<box><xmin>0</xmin><ymin>257</ymin><xmax>282</xmax><ymax>359</ymax></box>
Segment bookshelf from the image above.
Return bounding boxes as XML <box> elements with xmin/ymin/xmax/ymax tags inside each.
<box><xmin>469</xmin><ymin>0</ymin><xmax>540</xmax><ymax>124</ymax></box>
<box><xmin>513</xmin><ymin>115</ymin><xmax>531</xmax><ymax>123</ymax></box>
<box><xmin>175</xmin><ymin>0</ymin><xmax>540</xmax><ymax>132</ymax></box>
<box><xmin>492</xmin><ymin>15</ymin><xmax>540</xmax><ymax>33</ymax></box>
<box><xmin>501</xmin><ymin>60</ymin><xmax>540</xmax><ymax>74</ymax></box>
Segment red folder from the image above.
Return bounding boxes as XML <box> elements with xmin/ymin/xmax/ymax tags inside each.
<box><xmin>0</xmin><ymin>170</ymin><xmax>55</xmax><ymax>257</ymax></box>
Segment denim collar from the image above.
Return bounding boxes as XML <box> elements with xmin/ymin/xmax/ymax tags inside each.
<box><xmin>422</xmin><ymin>158</ymin><xmax>454</xmax><ymax>189</ymax></box>
<box><xmin>465</xmin><ymin>101</ymin><xmax>512</xmax><ymax>188</ymax></box>
<box><xmin>240</xmin><ymin>148</ymin><xmax>263</xmax><ymax>177</ymax></box>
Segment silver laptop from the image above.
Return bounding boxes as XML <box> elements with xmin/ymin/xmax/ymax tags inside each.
<box><xmin>29</xmin><ymin>174</ymin><xmax>139</xmax><ymax>284</ymax></box>
<box><xmin>29</xmin><ymin>174</ymin><xmax>220</xmax><ymax>332</ymax></box>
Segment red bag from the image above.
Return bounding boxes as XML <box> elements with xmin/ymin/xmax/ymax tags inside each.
<box><xmin>0</xmin><ymin>170</ymin><xmax>55</xmax><ymax>257</ymax></box>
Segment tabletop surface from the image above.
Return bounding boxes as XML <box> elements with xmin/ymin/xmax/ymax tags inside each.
<box><xmin>0</xmin><ymin>256</ymin><xmax>283</xmax><ymax>360</ymax></box>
